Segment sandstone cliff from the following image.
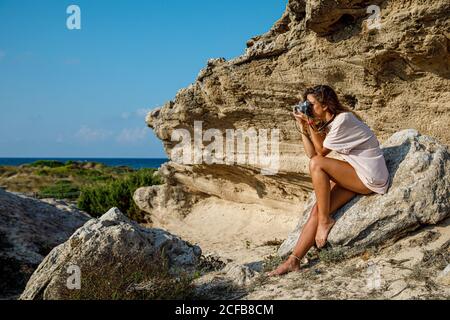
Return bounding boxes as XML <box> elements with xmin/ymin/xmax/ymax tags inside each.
<box><xmin>142</xmin><ymin>0</ymin><xmax>449</xmax><ymax>218</ymax></box>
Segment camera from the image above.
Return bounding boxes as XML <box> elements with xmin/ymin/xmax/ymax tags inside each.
<box><xmin>293</xmin><ymin>100</ymin><xmax>314</xmax><ymax>118</ymax></box>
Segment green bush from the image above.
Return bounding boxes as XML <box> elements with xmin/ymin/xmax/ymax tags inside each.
<box><xmin>27</xmin><ymin>160</ymin><xmax>65</xmax><ymax>168</ymax></box>
<box><xmin>77</xmin><ymin>169</ymin><xmax>161</xmax><ymax>222</ymax></box>
<box><xmin>38</xmin><ymin>181</ymin><xmax>80</xmax><ymax>200</ymax></box>
<box><xmin>35</xmin><ymin>169</ymin><xmax>50</xmax><ymax>176</ymax></box>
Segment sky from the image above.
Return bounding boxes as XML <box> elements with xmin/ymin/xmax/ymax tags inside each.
<box><xmin>0</xmin><ymin>0</ymin><xmax>287</xmax><ymax>158</ymax></box>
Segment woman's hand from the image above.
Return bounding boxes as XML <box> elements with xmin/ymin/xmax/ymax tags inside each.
<box><xmin>292</xmin><ymin>111</ymin><xmax>310</xmax><ymax>133</ymax></box>
<box><xmin>292</xmin><ymin>111</ymin><xmax>309</xmax><ymax>124</ymax></box>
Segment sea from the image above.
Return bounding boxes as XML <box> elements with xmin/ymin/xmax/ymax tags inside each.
<box><xmin>0</xmin><ymin>158</ymin><xmax>168</xmax><ymax>170</ymax></box>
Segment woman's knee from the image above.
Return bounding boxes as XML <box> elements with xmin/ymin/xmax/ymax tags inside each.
<box><xmin>309</xmin><ymin>155</ymin><xmax>324</xmax><ymax>173</ymax></box>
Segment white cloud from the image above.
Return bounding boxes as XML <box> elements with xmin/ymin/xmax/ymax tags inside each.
<box><xmin>116</xmin><ymin>127</ymin><xmax>148</xmax><ymax>144</ymax></box>
<box><xmin>119</xmin><ymin>107</ymin><xmax>159</xmax><ymax>120</ymax></box>
<box><xmin>75</xmin><ymin>125</ymin><xmax>112</xmax><ymax>142</ymax></box>
<box><xmin>135</xmin><ymin>108</ymin><xmax>153</xmax><ymax>117</ymax></box>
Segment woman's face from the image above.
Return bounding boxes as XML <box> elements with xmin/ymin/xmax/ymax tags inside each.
<box><xmin>307</xmin><ymin>94</ymin><xmax>328</xmax><ymax>120</ymax></box>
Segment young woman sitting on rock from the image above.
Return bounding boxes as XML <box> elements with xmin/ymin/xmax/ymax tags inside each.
<box><xmin>268</xmin><ymin>85</ymin><xmax>390</xmax><ymax>276</ymax></box>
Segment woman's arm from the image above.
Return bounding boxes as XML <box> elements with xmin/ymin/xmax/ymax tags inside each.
<box><xmin>293</xmin><ymin>112</ymin><xmax>331</xmax><ymax>158</ymax></box>
<box><xmin>307</xmin><ymin>126</ymin><xmax>331</xmax><ymax>157</ymax></box>
<box><xmin>300</xmin><ymin>122</ymin><xmax>317</xmax><ymax>159</ymax></box>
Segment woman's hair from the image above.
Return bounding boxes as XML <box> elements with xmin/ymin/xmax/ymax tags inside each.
<box><xmin>302</xmin><ymin>85</ymin><xmax>363</xmax><ymax>121</ymax></box>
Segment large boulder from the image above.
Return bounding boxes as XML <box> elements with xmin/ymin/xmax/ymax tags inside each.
<box><xmin>143</xmin><ymin>0</ymin><xmax>450</xmax><ymax>217</ymax></box>
<box><xmin>0</xmin><ymin>189</ymin><xmax>90</xmax><ymax>298</ymax></box>
<box><xmin>278</xmin><ymin>129</ymin><xmax>450</xmax><ymax>257</ymax></box>
<box><xmin>20</xmin><ymin>208</ymin><xmax>202</xmax><ymax>300</ymax></box>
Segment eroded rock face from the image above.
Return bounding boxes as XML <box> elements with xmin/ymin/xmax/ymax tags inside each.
<box><xmin>20</xmin><ymin>208</ymin><xmax>202</xmax><ymax>300</ymax></box>
<box><xmin>143</xmin><ymin>0</ymin><xmax>450</xmax><ymax>217</ymax></box>
<box><xmin>278</xmin><ymin>129</ymin><xmax>450</xmax><ymax>257</ymax></box>
<box><xmin>0</xmin><ymin>190</ymin><xmax>90</xmax><ymax>298</ymax></box>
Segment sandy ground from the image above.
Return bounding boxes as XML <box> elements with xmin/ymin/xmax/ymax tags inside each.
<box><xmin>151</xmin><ymin>196</ymin><xmax>449</xmax><ymax>300</ymax></box>
<box><xmin>152</xmin><ymin>197</ymin><xmax>304</xmax><ymax>265</ymax></box>
<box><xmin>244</xmin><ymin>217</ymin><xmax>450</xmax><ymax>300</ymax></box>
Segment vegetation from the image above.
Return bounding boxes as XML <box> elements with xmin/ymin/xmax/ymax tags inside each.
<box><xmin>77</xmin><ymin>169</ymin><xmax>162</xmax><ymax>222</ymax></box>
<box><xmin>56</xmin><ymin>252</ymin><xmax>197</xmax><ymax>300</ymax></box>
<box><xmin>0</xmin><ymin>160</ymin><xmax>162</xmax><ymax>222</ymax></box>
<box><xmin>27</xmin><ymin>160</ymin><xmax>66</xmax><ymax>168</ymax></box>
<box><xmin>38</xmin><ymin>181</ymin><xmax>80</xmax><ymax>200</ymax></box>
<box><xmin>261</xmin><ymin>254</ymin><xmax>285</xmax><ymax>273</ymax></box>
<box><xmin>318</xmin><ymin>246</ymin><xmax>347</xmax><ymax>264</ymax></box>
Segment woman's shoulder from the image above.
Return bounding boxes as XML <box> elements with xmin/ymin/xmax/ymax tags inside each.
<box><xmin>330</xmin><ymin>112</ymin><xmax>350</xmax><ymax>127</ymax></box>
<box><xmin>337</xmin><ymin>112</ymin><xmax>353</xmax><ymax>119</ymax></box>
<box><xmin>337</xmin><ymin>112</ymin><xmax>361</xmax><ymax>125</ymax></box>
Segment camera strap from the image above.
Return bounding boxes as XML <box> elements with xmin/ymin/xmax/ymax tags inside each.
<box><xmin>313</xmin><ymin>113</ymin><xmax>336</xmax><ymax>133</ymax></box>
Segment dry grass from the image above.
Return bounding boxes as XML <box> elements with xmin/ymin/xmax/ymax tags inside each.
<box><xmin>318</xmin><ymin>246</ymin><xmax>347</xmax><ymax>265</ymax></box>
<box><xmin>53</xmin><ymin>252</ymin><xmax>197</xmax><ymax>300</ymax></box>
<box><xmin>261</xmin><ymin>254</ymin><xmax>284</xmax><ymax>273</ymax></box>
<box><xmin>260</xmin><ymin>238</ymin><xmax>284</xmax><ymax>247</ymax></box>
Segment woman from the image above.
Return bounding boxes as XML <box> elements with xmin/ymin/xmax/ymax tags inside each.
<box><xmin>268</xmin><ymin>85</ymin><xmax>390</xmax><ymax>277</ymax></box>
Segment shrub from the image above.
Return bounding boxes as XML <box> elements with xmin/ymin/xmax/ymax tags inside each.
<box><xmin>77</xmin><ymin>169</ymin><xmax>161</xmax><ymax>222</ymax></box>
<box><xmin>27</xmin><ymin>160</ymin><xmax>65</xmax><ymax>168</ymax></box>
<box><xmin>318</xmin><ymin>246</ymin><xmax>347</xmax><ymax>265</ymax></box>
<box><xmin>38</xmin><ymin>181</ymin><xmax>80</xmax><ymax>200</ymax></box>
<box><xmin>54</xmin><ymin>252</ymin><xmax>196</xmax><ymax>300</ymax></box>
<box><xmin>35</xmin><ymin>169</ymin><xmax>50</xmax><ymax>176</ymax></box>
<box><xmin>45</xmin><ymin>166</ymin><xmax>71</xmax><ymax>177</ymax></box>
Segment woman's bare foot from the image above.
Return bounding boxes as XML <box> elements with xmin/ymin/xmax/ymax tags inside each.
<box><xmin>315</xmin><ymin>218</ymin><xmax>335</xmax><ymax>248</ymax></box>
<box><xmin>266</xmin><ymin>256</ymin><xmax>301</xmax><ymax>277</ymax></box>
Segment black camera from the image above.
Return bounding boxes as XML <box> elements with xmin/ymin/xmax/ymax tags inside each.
<box><xmin>293</xmin><ymin>100</ymin><xmax>314</xmax><ymax>118</ymax></box>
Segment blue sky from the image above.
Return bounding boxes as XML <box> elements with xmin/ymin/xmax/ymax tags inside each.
<box><xmin>0</xmin><ymin>0</ymin><xmax>287</xmax><ymax>158</ymax></box>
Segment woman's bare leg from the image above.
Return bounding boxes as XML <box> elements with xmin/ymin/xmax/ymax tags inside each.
<box><xmin>310</xmin><ymin>158</ymin><xmax>335</xmax><ymax>248</ymax></box>
<box><xmin>267</xmin><ymin>182</ymin><xmax>357</xmax><ymax>276</ymax></box>
<box><xmin>266</xmin><ymin>204</ymin><xmax>320</xmax><ymax>276</ymax></box>
<box><xmin>310</xmin><ymin>155</ymin><xmax>373</xmax><ymax>248</ymax></box>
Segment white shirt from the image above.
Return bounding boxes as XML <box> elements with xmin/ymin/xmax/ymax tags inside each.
<box><xmin>323</xmin><ymin>112</ymin><xmax>390</xmax><ymax>194</ymax></box>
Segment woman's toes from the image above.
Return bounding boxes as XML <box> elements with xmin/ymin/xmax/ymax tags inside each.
<box><xmin>267</xmin><ymin>259</ymin><xmax>300</xmax><ymax>277</ymax></box>
<box><xmin>315</xmin><ymin>237</ymin><xmax>324</xmax><ymax>248</ymax></box>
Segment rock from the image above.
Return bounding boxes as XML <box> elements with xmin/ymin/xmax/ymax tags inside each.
<box><xmin>436</xmin><ymin>264</ymin><xmax>450</xmax><ymax>286</ymax></box>
<box><xmin>385</xmin><ymin>279</ymin><xmax>409</xmax><ymax>299</ymax></box>
<box><xmin>305</xmin><ymin>0</ymin><xmax>368</xmax><ymax>36</ymax></box>
<box><xmin>20</xmin><ymin>208</ymin><xmax>202</xmax><ymax>300</ymax></box>
<box><xmin>40</xmin><ymin>198</ymin><xmax>88</xmax><ymax>215</ymax></box>
<box><xmin>0</xmin><ymin>189</ymin><xmax>89</xmax><ymax>298</ymax></box>
<box><xmin>141</xmin><ymin>0</ymin><xmax>450</xmax><ymax>219</ymax></box>
<box><xmin>134</xmin><ymin>180</ymin><xmax>205</xmax><ymax>220</ymax></box>
<box><xmin>221</xmin><ymin>262</ymin><xmax>259</xmax><ymax>286</ymax></box>
<box><xmin>278</xmin><ymin>129</ymin><xmax>450</xmax><ymax>257</ymax></box>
